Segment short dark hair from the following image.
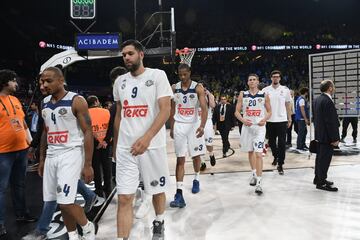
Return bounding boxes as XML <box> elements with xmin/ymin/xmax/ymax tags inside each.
<box><xmin>42</xmin><ymin>66</ymin><xmax>64</xmax><ymax>78</ymax></box>
<box><xmin>320</xmin><ymin>80</ymin><xmax>334</xmax><ymax>93</ymax></box>
<box><xmin>120</xmin><ymin>39</ymin><xmax>144</xmax><ymax>52</ymax></box>
<box><xmin>178</xmin><ymin>63</ymin><xmax>191</xmax><ymax>72</ymax></box>
<box><xmin>248</xmin><ymin>73</ymin><xmax>259</xmax><ymax>80</ymax></box>
<box><xmin>0</xmin><ymin>69</ymin><xmax>17</xmax><ymax>91</ymax></box>
<box><xmin>270</xmin><ymin>70</ymin><xmax>282</xmax><ymax>78</ymax></box>
<box><xmin>109</xmin><ymin>66</ymin><xmax>128</xmax><ymax>83</ymax></box>
<box><xmin>299</xmin><ymin>87</ymin><xmax>309</xmax><ymax>95</ymax></box>
<box><xmin>87</xmin><ymin>95</ymin><xmax>99</xmax><ymax>107</ymax></box>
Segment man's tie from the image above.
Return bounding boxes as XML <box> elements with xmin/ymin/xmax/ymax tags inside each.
<box><xmin>220</xmin><ymin>104</ymin><xmax>225</xmax><ymax>115</ymax></box>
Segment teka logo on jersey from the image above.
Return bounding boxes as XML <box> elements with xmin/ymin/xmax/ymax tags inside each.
<box><xmin>177</xmin><ymin>104</ymin><xmax>195</xmax><ymax>116</ymax></box>
<box><xmin>48</xmin><ymin>131</ymin><xmax>69</xmax><ymax>144</ymax></box>
<box><xmin>245</xmin><ymin>107</ymin><xmax>261</xmax><ymax>117</ymax></box>
<box><xmin>123</xmin><ymin>100</ymin><xmax>148</xmax><ymax>118</ymax></box>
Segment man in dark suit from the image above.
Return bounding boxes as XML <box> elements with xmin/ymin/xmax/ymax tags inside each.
<box><xmin>213</xmin><ymin>95</ymin><xmax>235</xmax><ymax>157</ymax></box>
<box><xmin>313</xmin><ymin>79</ymin><xmax>340</xmax><ymax>192</ymax></box>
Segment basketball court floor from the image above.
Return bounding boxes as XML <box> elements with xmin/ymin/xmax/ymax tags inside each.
<box><xmin>3</xmin><ymin>127</ymin><xmax>360</xmax><ymax>240</ymax></box>
<box><xmin>96</xmin><ymin>129</ymin><xmax>360</xmax><ymax>240</ymax></box>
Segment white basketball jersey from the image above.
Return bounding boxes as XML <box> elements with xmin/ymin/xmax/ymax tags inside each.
<box><xmin>113</xmin><ymin>68</ymin><xmax>173</xmax><ymax>149</ymax></box>
<box><xmin>242</xmin><ymin>90</ymin><xmax>266</xmax><ymax>125</ymax></box>
<box><xmin>173</xmin><ymin>81</ymin><xmax>199</xmax><ymax>123</ymax></box>
<box><xmin>42</xmin><ymin>92</ymin><xmax>83</xmax><ymax>156</ymax></box>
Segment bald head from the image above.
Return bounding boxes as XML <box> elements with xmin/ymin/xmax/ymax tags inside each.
<box><xmin>320</xmin><ymin>79</ymin><xmax>334</xmax><ymax>93</ymax></box>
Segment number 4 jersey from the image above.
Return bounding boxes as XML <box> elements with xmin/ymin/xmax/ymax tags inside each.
<box><xmin>113</xmin><ymin>68</ymin><xmax>173</xmax><ymax>149</ymax></box>
<box><xmin>42</xmin><ymin>91</ymin><xmax>84</xmax><ymax>156</ymax></box>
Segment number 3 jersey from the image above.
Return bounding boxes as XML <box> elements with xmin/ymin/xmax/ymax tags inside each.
<box><xmin>242</xmin><ymin>90</ymin><xmax>266</xmax><ymax>125</ymax></box>
<box><xmin>42</xmin><ymin>91</ymin><xmax>84</xmax><ymax>156</ymax></box>
<box><xmin>113</xmin><ymin>68</ymin><xmax>173</xmax><ymax>149</ymax></box>
<box><xmin>173</xmin><ymin>81</ymin><xmax>199</xmax><ymax>123</ymax></box>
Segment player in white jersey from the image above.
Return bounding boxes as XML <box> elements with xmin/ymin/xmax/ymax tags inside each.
<box><xmin>39</xmin><ymin>67</ymin><xmax>95</xmax><ymax>240</ymax></box>
<box><xmin>198</xmin><ymin>83</ymin><xmax>216</xmax><ymax>170</ymax></box>
<box><xmin>169</xmin><ymin>64</ymin><xmax>208</xmax><ymax>208</ymax></box>
<box><xmin>235</xmin><ymin>74</ymin><xmax>271</xmax><ymax>195</ymax></box>
<box><xmin>113</xmin><ymin>40</ymin><xmax>172</xmax><ymax>240</ymax></box>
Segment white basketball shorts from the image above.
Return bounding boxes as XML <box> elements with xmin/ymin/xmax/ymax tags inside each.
<box><xmin>174</xmin><ymin>121</ymin><xmax>206</xmax><ymax>157</ymax></box>
<box><xmin>239</xmin><ymin>125</ymin><xmax>266</xmax><ymax>153</ymax></box>
<box><xmin>116</xmin><ymin>146</ymin><xmax>170</xmax><ymax>195</ymax></box>
<box><xmin>43</xmin><ymin>147</ymin><xmax>84</xmax><ymax>204</ymax></box>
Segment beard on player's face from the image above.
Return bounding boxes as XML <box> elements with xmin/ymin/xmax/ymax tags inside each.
<box><xmin>126</xmin><ymin>59</ymin><xmax>141</xmax><ymax>72</ymax></box>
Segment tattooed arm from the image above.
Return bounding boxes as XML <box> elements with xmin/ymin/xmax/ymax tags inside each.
<box><xmin>73</xmin><ymin>96</ymin><xmax>94</xmax><ymax>183</ymax></box>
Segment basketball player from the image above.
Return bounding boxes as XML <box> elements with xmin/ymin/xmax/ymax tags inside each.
<box><xmin>39</xmin><ymin>67</ymin><xmax>95</xmax><ymax>240</ymax></box>
<box><xmin>198</xmin><ymin>83</ymin><xmax>216</xmax><ymax>170</ymax></box>
<box><xmin>169</xmin><ymin>63</ymin><xmax>208</xmax><ymax>208</ymax></box>
<box><xmin>235</xmin><ymin>74</ymin><xmax>271</xmax><ymax>194</ymax></box>
<box><xmin>113</xmin><ymin>40</ymin><xmax>172</xmax><ymax>240</ymax></box>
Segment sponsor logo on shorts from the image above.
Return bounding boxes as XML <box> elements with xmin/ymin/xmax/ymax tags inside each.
<box><xmin>194</xmin><ymin>147</ymin><xmax>199</xmax><ymax>151</ymax></box>
<box><xmin>177</xmin><ymin>104</ymin><xmax>195</xmax><ymax>116</ymax></box>
<box><xmin>150</xmin><ymin>180</ymin><xmax>159</xmax><ymax>187</ymax></box>
<box><xmin>207</xmin><ymin>137</ymin><xmax>213</xmax><ymax>143</ymax></box>
<box><xmin>48</xmin><ymin>131</ymin><xmax>69</xmax><ymax>144</ymax></box>
<box><xmin>145</xmin><ymin>80</ymin><xmax>154</xmax><ymax>87</ymax></box>
<box><xmin>57</xmin><ymin>185</ymin><xmax>62</xmax><ymax>193</ymax></box>
<box><xmin>123</xmin><ymin>100</ymin><xmax>148</xmax><ymax>118</ymax></box>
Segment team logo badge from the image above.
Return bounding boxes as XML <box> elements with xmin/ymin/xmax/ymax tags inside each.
<box><xmin>121</xmin><ymin>83</ymin><xmax>126</xmax><ymax>89</ymax></box>
<box><xmin>58</xmin><ymin>108</ymin><xmax>67</xmax><ymax>115</ymax></box>
<box><xmin>150</xmin><ymin>180</ymin><xmax>159</xmax><ymax>187</ymax></box>
<box><xmin>189</xmin><ymin>94</ymin><xmax>195</xmax><ymax>99</ymax></box>
<box><xmin>258</xmin><ymin>98</ymin><xmax>263</xmax><ymax>103</ymax></box>
<box><xmin>145</xmin><ymin>80</ymin><xmax>154</xmax><ymax>87</ymax></box>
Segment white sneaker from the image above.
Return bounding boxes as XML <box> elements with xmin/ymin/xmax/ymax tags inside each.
<box><xmin>82</xmin><ymin>222</ymin><xmax>95</xmax><ymax>240</ymax></box>
<box><xmin>135</xmin><ymin>198</ymin><xmax>151</xmax><ymax>219</ymax></box>
<box><xmin>249</xmin><ymin>176</ymin><xmax>257</xmax><ymax>186</ymax></box>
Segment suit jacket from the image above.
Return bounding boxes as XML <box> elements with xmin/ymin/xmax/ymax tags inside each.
<box><xmin>313</xmin><ymin>93</ymin><xmax>340</xmax><ymax>144</ymax></box>
<box><xmin>212</xmin><ymin>103</ymin><xmax>235</xmax><ymax>130</ymax></box>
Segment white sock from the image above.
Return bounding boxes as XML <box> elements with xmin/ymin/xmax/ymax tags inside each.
<box><xmin>194</xmin><ymin>172</ymin><xmax>200</xmax><ymax>181</ymax></box>
<box><xmin>155</xmin><ymin>214</ymin><xmax>164</xmax><ymax>222</ymax></box>
<box><xmin>68</xmin><ymin>230</ymin><xmax>79</xmax><ymax>240</ymax></box>
<box><xmin>257</xmin><ymin>176</ymin><xmax>262</xmax><ymax>185</ymax></box>
<box><xmin>251</xmin><ymin>169</ymin><xmax>257</xmax><ymax>177</ymax></box>
<box><xmin>117</xmin><ymin>238</ymin><xmax>128</xmax><ymax>240</ymax></box>
<box><xmin>81</xmin><ymin>220</ymin><xmax>92</xmax><ymax>232</ymax></box>
<box><xmin>176</xmin><ymin>182</ymin><xmax>184</xmax><ymax>190</ymax></box>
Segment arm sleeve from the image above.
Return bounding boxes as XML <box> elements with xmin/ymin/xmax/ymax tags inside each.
<box><xmin>156</xmin><ymin>70</ymin><xmax>173</xmax><ymax>99</ymax></box>
<box><xmin>324</xmin><ymin>100</ymin><xmax>340</xmax><ymax>142</ymax></box>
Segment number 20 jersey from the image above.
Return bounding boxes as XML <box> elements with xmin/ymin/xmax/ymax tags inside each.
<box><xmin>42</xmin><ymin>91</ymin><xmax>84</xmax><ymax>156</ymax></box>
<box><xmin>242</xmin><ymin>90</ymin><xmax>266</xmax><ymax>125</ymax></box>
<box><xmin>113</xmin><ymin>68</ymin><xmax>173</xmax><ymax>149</ymax></box>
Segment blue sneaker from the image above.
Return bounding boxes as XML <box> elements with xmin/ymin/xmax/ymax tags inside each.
<box><xmin>170</xmin><ymin>193</ymin><xmax>186</xmax><ymax>208</ymax></box>
<box><xmin>192</xmin><ymin>180</ymin><xmax>200</xmax><ymax>194</ymax></box>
